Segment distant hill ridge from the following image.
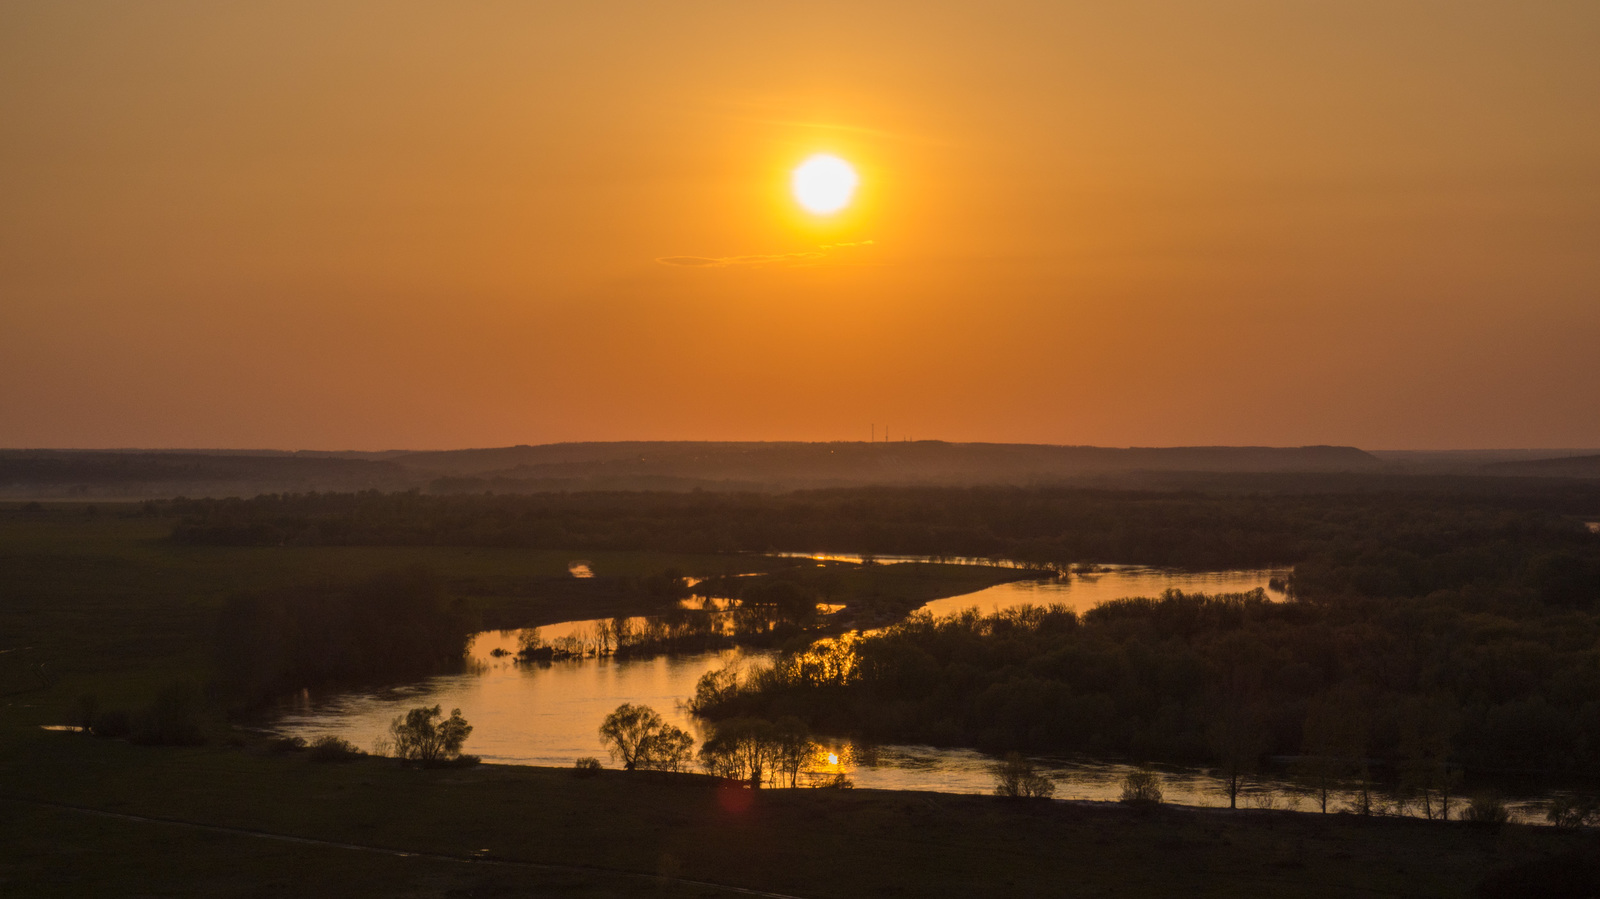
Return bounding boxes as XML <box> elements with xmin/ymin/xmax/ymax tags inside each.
<box><xmin>0</xmin><ymin>442</ymin><xmax>1381</xmax><ymax>498</ymax></box>
<box><xmin>394</xmin><ymin>441</ymin><xmax>1382</xmax><ymax>482</ymax></box>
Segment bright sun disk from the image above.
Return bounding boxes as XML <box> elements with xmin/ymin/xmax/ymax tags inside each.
<box><xmin>792</xmin><ymin>155</ymin><xmax>858</xmax><ymax>215</ymax></box>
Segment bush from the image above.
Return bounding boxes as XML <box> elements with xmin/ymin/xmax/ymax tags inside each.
<box><xmin>1546</xmin><ymin>794</ymin><xmax>1600</xmax><ymax>830</ymax></box>
<box><xmin>268</xmin><ymin>735</ymin><xmax>308</xmax><ymax>753</ymax></box>
<box><xmin>1463</xmin><ymin>793</ymin><xmax>1511</xmax><ymax>827</ymax></box>
<box><xmin>307</xmin><ymin>735</ymin><xmax>365</xmax><ymax>762</ymax></box>
<box><xmin>990</xmin><ymin>752</ymin><xmax>1056</xmax><ymax>799</ymax></box>
<box><xmin>1120</xmin><ymin>768</ymin><xmax>1164</xmax><ymax>807</ymax></box>
<box><xmin>573</xmin><ymin>757</ymin><xmax>604</xmax><ymax>778</ymax></box>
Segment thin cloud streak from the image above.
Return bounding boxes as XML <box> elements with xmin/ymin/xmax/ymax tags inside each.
<box><xmin>656</xmin><ymin>252</ymin><xmax>824</xmax><ymax>268</ymax></box>
<box><xmin>656</xmin><ymin>241</ymin><xmax>874</xmax><ymax>268</ymax></box>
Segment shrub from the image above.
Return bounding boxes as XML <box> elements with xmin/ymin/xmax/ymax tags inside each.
<box><xmin>1464</xmin><ymin>793</ymin><xmax>1511</xmax><ymax>827</ymax></box>
<box><xmin>1546</xmin><ymin>794</ymin><xmax>1600</xmax><ymax>830</ymax></box>
<box><xmin>307</xmin><ymin>735</ymin><xmax>365</xmax><ymax>762</ymax></box>
<box><xmin>1120</xmin><ymin>768</ymin><xmax>1164</xmax><ymax>807</ymax></box>
<box><xmin>990</xmin><ymin>752</ymin><xmax>1056</xmax><ymax>799</ymax></box>
<box><xmin>573</xmin><ymin>757</ymin><xmax>604</xmax><ymax>778</ymax></box>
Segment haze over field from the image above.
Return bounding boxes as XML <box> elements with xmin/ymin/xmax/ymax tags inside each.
<box><xmin>3</xmin><ymin>2</ymin><xmax>1598</xmax><ymax>450</ymax></box>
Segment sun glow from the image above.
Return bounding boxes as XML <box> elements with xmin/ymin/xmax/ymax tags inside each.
<box><xmin>827</xmin><ymin>752</ymin><xmax>840</xmax><ymax>765</ymax></box>
<box><xmin>792</xmin><ymin>155</ymin><xmax>859</xmax><ymax>215</ymax></box>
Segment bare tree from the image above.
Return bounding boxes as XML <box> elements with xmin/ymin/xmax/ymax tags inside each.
<box><xmin>990</xmin><ymin>752</ymin><xmax>1056</xmax><ymax>799</ymax></box>
<box><xmin>699</xmin><ymin>718</ymin><xmax>787</xmax><ymax>788</ymax></box>
<box><xmin>1295</xmin><ymin>688</ymin><xmax>1368</xmax><ymax>814</ymax></box>
<box><xmin>1397</xmin><ymin>695</ymin><xmax>1461</xmax><ymax>820</ymax></box>
<box><xmin>1120</xmin><ymin>768</ymin><xmax>1163</xmax><ymax>806</ymax></box>
<box><xmin>1208</xmin><ymin>696</ymin><xmax>1265</xmax><ymax>810</ymax></box>
<box><xmin>772</xmin><ymin>717</ymin><xmax>815</xmax><ymax>788</ymax></box>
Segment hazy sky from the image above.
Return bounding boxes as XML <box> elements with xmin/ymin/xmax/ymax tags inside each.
<box><xmin>3</xmin><ymin>2</ymin><xmax>1597</xmax><ymax>450</ymax></box>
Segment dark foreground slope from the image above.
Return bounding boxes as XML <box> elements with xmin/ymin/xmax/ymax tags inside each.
<box><xmin>0</xmin><ymin>728</ymin><xmax>1587</xmax><ymax>899</ymax></box>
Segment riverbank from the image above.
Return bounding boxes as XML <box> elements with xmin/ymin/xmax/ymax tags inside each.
<box><xmin>1</xmin><ymin>726</ymin><xmax>1586</xmax><ymax>897</ymax></box>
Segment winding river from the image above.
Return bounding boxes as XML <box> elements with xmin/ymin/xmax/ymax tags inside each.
<box><xmin>267</xmin><ymin>561</ymin><xmax>1551</xmax><ymax>821</ymax></box>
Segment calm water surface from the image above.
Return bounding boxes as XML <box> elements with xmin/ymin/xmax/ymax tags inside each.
<box><xmin>269</xmin><ymin>562</ymin><xmax>1546</xmax><ymax>821</ymax></box>
<box><xmin>920</xmin><ymin>565</ymin><xmax>1288</xmax><ymax>617</ymax></box>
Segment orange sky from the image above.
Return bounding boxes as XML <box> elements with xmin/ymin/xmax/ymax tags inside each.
<box><xmin>2</xmin><ymin>2</ymin><xmax>1598</xmax><ymax>450</ymax></box>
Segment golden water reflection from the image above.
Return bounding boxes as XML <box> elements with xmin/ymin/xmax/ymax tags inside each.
<box><xmin>917</xmin><ymin>565</ymin><xmax>1292</xmax><ymax>617</ymax></box>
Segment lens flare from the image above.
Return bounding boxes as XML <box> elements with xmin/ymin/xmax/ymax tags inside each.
<box><xmin>792</xmin><ymin>154</ymin><xmax>858</xmax><ymax>215</ymax></box>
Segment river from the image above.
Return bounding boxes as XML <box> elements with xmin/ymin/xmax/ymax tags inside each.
<box><xmin>267</xmin><ymin>560</ymin><xmax>1551</xmax><ymax>821</ymax></box>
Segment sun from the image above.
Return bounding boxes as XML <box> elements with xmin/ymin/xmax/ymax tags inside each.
<box><xmin>792</xmin><ymin>154</ymin><xmax>858</xmax><ymax>215</ymax></box>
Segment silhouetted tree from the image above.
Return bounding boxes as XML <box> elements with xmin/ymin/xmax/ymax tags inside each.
<box><xmin>1397</xmin><ymin>695</ymin><xmax>1461</xmax><ymax>820</ymax></box>
<box><xmin>1294</xmin><ymin>688</ymin><xmax>1369</xmax><ymax>814</ymax></box>
<box><xmin>389</xmin><ymin>706</ymin><xmax>472</xmax><ymax>764</ymax></box>
<box><xmin>990</xmin><ymin>752</ymin><xmax>1056</xmax><ymax>799</ymax></box>
<box><xmin>598</xmin><ymin>703</ymin><xmax>693</xmax><ymax>772</ymax></box>
<box><xmin>1207</xmin><ymin>693</ymin><xmax>1265</xmax><ymax>810</ymax></box>
<box><xmin>1120</xmin><ymin>768</ymin><xmax>1163</xmax><ymax>806</ymax></box>
<box><xmin>698</xmin><ymin>718</ymin><xmax>813</xmax><ymax>788</ymax></box>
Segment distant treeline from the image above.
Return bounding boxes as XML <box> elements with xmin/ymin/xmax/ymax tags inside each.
<box><xmin>0</xmin><ymin>451</ymin><xmax>410</xmax><ymax>487</ymax></box>
<box><xmin>166</xmin><ymin>485</ymin><xmax>1600</xmax><ymax>586</ymax></box>
<box><xmin>215</xmin><ymin>567</ymin><xmax>476</xmax><ymax>707</ymax></box>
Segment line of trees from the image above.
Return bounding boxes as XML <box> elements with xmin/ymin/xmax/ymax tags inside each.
<box><xmin>214</xmin><ymin>567</ymin><xmax>477</xmax><ymax>706</ymax></box>
<box><xmin>162</xmin><ymin>482</ymin><xmax>1600</xmax><ymax>578</ymax></box>
<box><xmin>595</xmin><ymin>702</ymin><xmax>843</xmax><ymax>789</ymax></box>
<box><xmin>691</xmin><ymin>582</ymin><xmax>1600</xmax><ymax>785</ymax></box>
